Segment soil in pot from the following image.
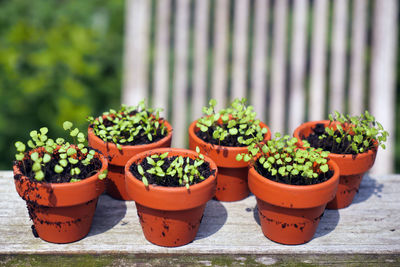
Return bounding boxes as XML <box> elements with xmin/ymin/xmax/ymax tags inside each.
<box><xmin>125</xmin><ymin>148</ymin><xmax>217</xmax><ymax>247</ymax></box>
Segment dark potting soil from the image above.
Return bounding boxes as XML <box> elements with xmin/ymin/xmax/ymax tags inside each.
<box><xmin>14</xmin><ymin>155</ymin><xmax>102</xmax><ymax>183</ymax></box>
<box><xmin>303</xmin><ymin>123</ymin><xmax>370</xmax><ymax>155</ymax></box>
<box><xmin>129</xmin><ymin>156</ymin><xmax>215</xmax><ymax>187</ymax></box>
<box><xmin>195</xmin><ymin>123</ymin><xmax>266</xmax><ymax>147</ymax></box>
<box><xmin>254</xmin><ymin>160</ymin><xmax>334</xmax><ymax>186</ymax></box>
<box><xmin>91</xmin><ymin>114</ymin><xmax>168</xmax><ymax>146</ymax></box>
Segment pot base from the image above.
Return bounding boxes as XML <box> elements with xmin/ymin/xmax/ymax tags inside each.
<box><xmin>28</xmin><ymin>199</ymin><xmax>98</xmax><ymax>244</ymax></box>
<box><xmin>326</xmin><ymin>174</ymin><xmax>363</xmax><ymax>210</ymax></box>
<box><xmin>215</xmin><ymin>167</ymin><xmax>249</xmax><ymax>202</ymax></box>
<box><xmin>135</xmin><ymin>203</ymin><xmax>206</xmax><ymax>247</ymax></box>
<box><xmin>107</xmin><ymin>164</ymin><xmax>133</xmax><ymax>201</ymax></box>
<box><xmin>257</xmin><ymin>198</ymin><xmax>325</xmax><ymax>245</ymax></box>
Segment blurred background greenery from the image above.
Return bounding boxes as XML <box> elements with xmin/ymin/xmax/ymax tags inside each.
<box><xmin>0</xmin><ymin>0</ymin><xmax>124</xmax><ymax>169</ymax></box>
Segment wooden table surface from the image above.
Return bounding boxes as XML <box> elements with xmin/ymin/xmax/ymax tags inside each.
<box><xmin>1</xmin><ymin>171</ymin><xmax>399</xmax><ymax>256</ymax></box>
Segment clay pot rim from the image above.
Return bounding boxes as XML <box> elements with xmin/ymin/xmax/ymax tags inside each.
<box><xmin>188</xmin><ymin>119</ymin><xmax>272</xmax><ymax>153</ymax></box>
<box><xmin>88</xmin><ymin>118</ymin><xmax>173</xmax><ymax>151</ymax></box>
<box><xmin>249</xmin><ymin>158</ymin><xmax>340</xmax><ymax>192</ymax></box>
<box><xmin>13</xmin><ymin>147</ymin><xmax>108</xmax><ymax>189</ymax></box>
<box><xmin>293</xmin><ymin>120</ymin><xmax>378</xmax><ymax>160</ymax></box>
<box><xmin>125</xmin><ymin>147</ymin><xmax>217</xmax><ymax>193</ymax></box>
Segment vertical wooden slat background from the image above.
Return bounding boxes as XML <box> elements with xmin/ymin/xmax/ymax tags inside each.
<box><xmin>370</xmin><ymin>0</ymin><xmax>398</xmax><ymax>173</ymax></box>
<box><xmin>270</xmin><ymin>0</ymin><xmax>288</xmax><ymax>134</ymax></box>
<box><xmin>231</xmin><ymin>0</ymin><xmax>249</xmax><ymax>100</ymax></box>
<box><xmin>349</xmin><ymin>0</ymin><xmax>367</xmax><ymax>116</ymax></box>
<box><xmin>153</xmin><ymin>0</ymin><xmax>171</xmax><ymax>116</ymax></box>
<box><xmin>122</xmin><ymin>0</ymin><xmax>150</xmax><ymax>106</ymax></box>
<box><xmin>251</xmin><ymin>0</ymin><xmax>269</xmax><ymax>125</ymax></box>
<box><xmin>309</xmin><ymin>0</ymin><xmax>328</xmax><ymax>121</ymax></box>
<box><xmin>288</xmin><ymin>0</ymin><xmax>308</xmax><ymax>134</ymax></box>
<box><xmin>122</xmin><ymin>0</ymin><xmax>398</xmax><ymax>174</ymax></box>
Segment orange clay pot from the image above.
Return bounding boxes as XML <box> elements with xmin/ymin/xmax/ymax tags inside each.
<box><xmin>88</xmin><ymin>120</ymin><xmax>172</xmax><ymax>200</ymax></box>
<box><xmin>13</xmin><ymin>150</ymin><xmax>107</xmax><ymax>244</ymax></box>
<box><xmin>293</xmin><ymin>120</ymin><xmax>378</xmax><ymax>209</ymax></box>
<box><xmin>125</xmin><ymin>148</ymin><xmax>217</xmax><ymax>247</ymax></box>
<box><xmin>248</xmin><ymin>160</ymin><xmax>339</xmax><ymax>245</ymax></box>
<box><xmin>188</xmin><ymin>120</ymin><xmax>271</xmax><ymax>202</ymax></box>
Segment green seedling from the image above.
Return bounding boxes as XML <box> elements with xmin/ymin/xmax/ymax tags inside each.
<box><xmin>137</xmin><ymin>146</ymin><xmax>206</xmax><ymax>189</ymax></box>
<box><xmin>196</xmin><ymin>98</ymin><xmax>268</xmax><ymax>146</ymax></box>
<box><xmin>236</xmin><ymin>133</ymin><xmax>331</xmax><ymax>184</ymax></box>
<box><xmin>14</xmin><ymin>121</ymin><xmax>104</xmax><ymax>182</ymax></box>
<box><xmin>87</xmin><ymin>100</ymin><xmax>168</xmax><ymax>150</ymax></box>
<box><xmin>320</xmin><ymin>110</ymin><xmax>389</xmax><ymax>154</ymax></box>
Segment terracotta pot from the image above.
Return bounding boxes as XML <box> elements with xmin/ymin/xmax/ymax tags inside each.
<box><xmin>188</xmin><ymin>120</ymin><xmax>271</xmax><ymax>202</ymax></box>
<box><xmin>248</xmin><ymin>160</ymin><xmax>340</xmax><ymax>245</ymax></box>
<box><xmin>125</xmin><ymin>148</ymin><xmax>217</xmax><ymax>247</ymax></box>
<box><xmin>293</xmin><ymin>120</ymin><xmax>378</xmax><ymax>209</ymax></box>
<box><xmin>13</xmin><ymin>150</ymin><xmax>108</xmax><ymax>244</ymax></box>
<box><xmin>88</xmin><ymin>120</ymin><xmax>172</xmax><ymax>200</ymax></box>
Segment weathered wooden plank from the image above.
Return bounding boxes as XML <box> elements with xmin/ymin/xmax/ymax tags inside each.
<box><xmin>192</xmin><ymin>0</ymin><xmax>210</xmax><ymax>120</ymax></box>
<box><xmin>329</xmin><ymin>0</ymin><xmax>348</xmax><ymax>113</ymax></box>
<box><xmin>309</xmin><ymin>0</ymin><xmax>328</xmax><ymax>121</ymax></box>
<box><xmin>231</xmin><ymin>0</ymin><xmax>249</xmax><ymax>101</ymax></box>
<box><xmin>171</xmin><ymin>0</ymin><xmax>190</xmax><ymax>148</ymax></box>
<box><xmin>211</xmin><ymin>0</ymin><xmax>229</xmax><ymax>110</ymax></box>
<box><xmin>251</xmin><ymin>0</ymin><xmax>269</xmax><ymax>123</ymax></box>
<box><xmin>1</xmin><ymin>171</ymin><xmax>399</xmax><ymax>254</ymax></box>
<box><xmin>288</xmin><ymin>0</ymin><xmax>308</xmax><ymax>134</ymax></box>
<box><xmin>349</xmin><ymin>0</ymin><xmax>367</xmax><ymax>116</ymax></box>
<box><xmin>122</xmin><ymin>0</ymin><xmax>151</xmax><ymax>106</ymax></box>
<box><xmin>270</xmin><ymin>0</ymin><xmax>288</xmax><ymax>133</ymax></box>
<box><xmin>369</xmin><ymin>0</ymin><xmax>397</xmax><ymax>175</ymax></box>
<box><xmin>153</xmin><ymin>0</ymin><xmax>171</xmax><ymax>115</ymax></box>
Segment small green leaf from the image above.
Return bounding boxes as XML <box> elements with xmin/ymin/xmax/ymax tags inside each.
<box><xmin>31</xmin><ymin>152</ymin><xmax>39</xmax><ymax>162</ymax></box>
<box><xmin>54</xmin><ymin>165</ymin><xmax>64</xmax><ymax>173</ymax></box>
<box><xmin>320</xmin><ymin>164</ymin><xmax>329</xmax><ymax>173</ymax></box>
<box><xmin>35</xmin><ymin>171</ymin><xmax>45</xmax><ymax>181</ymax></box>
<box><xmin>70</xmin><ymin>128</ymin><xmax>79</xmax><ymax>137</ymax></box>
<box><xmin>43</xmin><ymin>154</ymin><xmax>51</xmax><ymax>163</ymax></box>
<box><xmin>63</xmin><ymin>121</ymin><xmax>73</xmax><ymax>131</ymax></box>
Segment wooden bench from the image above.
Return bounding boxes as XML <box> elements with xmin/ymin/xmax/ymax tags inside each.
<box><xmin>1</xmin><ymin>170</ymin><xmax>399</xmax><ymax>264</ymax></box>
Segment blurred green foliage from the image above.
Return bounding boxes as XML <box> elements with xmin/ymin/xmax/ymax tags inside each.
<box><xmin>0</xmin><ymin>0</ymin><xmax>124</xmax><ymax>169</ymax></box>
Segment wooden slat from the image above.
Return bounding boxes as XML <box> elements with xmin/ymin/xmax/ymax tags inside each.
<box><xmin>251</xmin><ymin>0</ymin><xmax>269</xmax><ymax>123</ymax></box>
<box><xmin>370</xmin><ymin>0</ymin><xmax>398</xmax><ymax>174</ymax></box>
<box><xmin>270</xmin><ymin>0</ymin><xmax>288</xmax><ymax>134</ymax></box>
<box><xmin>309</xmin><ymin>0</ymin><xmax>329</xmax><ymax>121</ymax></box>
<box><xmin>192</xmin><ymin>0</ymin><xmax>210</xmax><ymax>120</ymax></box>
<box><xmin>153</xmin><ymin>0</ymin><xmax>171</xmax><ymax>116</ymax></box>
<box><xmin>349</xmin><ymin>0</ymin><xmax>367</xmax><ymax>116</ymax></box>
<box><xmin>288</xmin><ymin>0</ymin><xmax>308</xmax><ymax>134</ymax></box>
<box><xmin>329</xmin><ymin>0</ymin><xmax>348</xmax><ymax>113</ymax></box>
<box><xmin>122</xmin><ymin>0</ymin><xmax>151</xmax><ymax>106</ymax></box>
<box><xmin>2</xmin><ymin>171</ymin><xmax>400</xmax><ymax>254</ymax></box>
<box><xmin>171</xmin><ymin>0</ymin><xmax>190</xmax><ymax>148</ymax></box>
<box><xmin>211</xmin><ymin>0</ymin><xmax>229</xmax><ymax>110</ymax></box>
<box><xmin>231</xmin><ymin>0</ymin><xmax>250</xmax><ymax>101</ymax></box>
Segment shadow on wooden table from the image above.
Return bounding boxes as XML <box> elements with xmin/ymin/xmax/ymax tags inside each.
<box><xmin>352</xmin><ymin>173</ymin><xmax>384</xmax><ymax>204</ymax></box>
<box><xmin>88</xmin><ymin>194</ymin><xmax>127</xmax><ymax>237</ymax></box>
<box><xmin>195</xmin><ymin>200</ymin><xmax>228</xmax><ymax>240</ymax></box>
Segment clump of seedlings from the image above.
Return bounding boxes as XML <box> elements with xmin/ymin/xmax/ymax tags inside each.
<box><xmin>195</xmin><ymin>98</ymin><xmax>268</xmax><ymax>147</ymax></box>
<box><xmin>87</xmin><ymin>101</ymin><xmax>168</xmax><ymax>150</ymax></box>
<box><xmin>306</xmin><ymin>110</ymin><xmax>389</xmax><ymax>154</ymax></box>
<box><xmin>14</xmin><ymin>121</ymin><xmax>107</xmax><ymax>183</ymax></box>
<box><xmin>236</xmin><ymin>133</ymin><xmax>333</xmax><ymax>185</ymax></box>
<box><xmin>130</xmin><ymin>147</ymin><xmax>213</xmax><ymax>189</ymax></box>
